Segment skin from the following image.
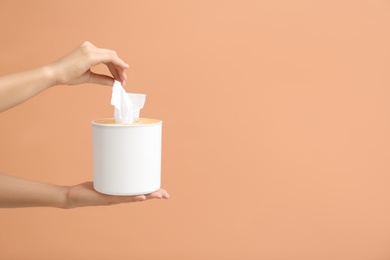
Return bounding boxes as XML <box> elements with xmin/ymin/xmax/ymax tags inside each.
<box><xmin>0</xmin><ymin>41</ymin><xmax>169</xmax><ymax>209</ymax></box>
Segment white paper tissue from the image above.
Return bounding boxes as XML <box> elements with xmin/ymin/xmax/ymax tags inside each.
<box><xmin>111</xmin><ymin>80</ymin><xmax>146</xmax><ymax>124</ymax></box>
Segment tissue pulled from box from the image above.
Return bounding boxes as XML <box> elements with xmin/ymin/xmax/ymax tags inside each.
<box><xmin>111</xmin><ymin>80</ymin><xmax>146</xmax><ymax>124</ymax></box>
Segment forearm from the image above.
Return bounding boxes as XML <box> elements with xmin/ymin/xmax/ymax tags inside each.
<box><xmin>0</xmin><ymin>173</ymin><xmax>67</xmax><ymax>208</ymax></box>
<box><xmin>0</xmin><ymin>42</ymin><xmax>129</xmax><ymax>113</ymax></box>
<box><xmin>0</xmin><ymin>66</ymin><xmax>55</xmax><ymax>112</ymax></box>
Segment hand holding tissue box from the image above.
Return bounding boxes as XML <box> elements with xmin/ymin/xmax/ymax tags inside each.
<box><xmin>92</xmin><ymin>81</ymin><xmax>162</xmax><ymax>195</ymax></box>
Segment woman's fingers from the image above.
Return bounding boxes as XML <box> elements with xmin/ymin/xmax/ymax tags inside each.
<box><xmin>88</xmin><ymin>72</ymin><xmax>115</xmax><ymax>86</ymax></box>
<box><xmin>145</xmin><ymin>189</ymin><xmax>170</xmax><ymax>200</ymax></box>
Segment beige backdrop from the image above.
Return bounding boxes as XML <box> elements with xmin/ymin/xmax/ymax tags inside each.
<box><xmin>1</xmin><ymin>1</ymin><xmax>390</xmax><ymax>259</ymax></box>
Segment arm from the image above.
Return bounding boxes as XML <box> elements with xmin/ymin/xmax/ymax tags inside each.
<box><xmin>0</xmin><ymin>173</ymin><xmax>169</xmax><ymax>209</ymax></box>
<box><xmin>0</xmin><ymin>41</ymin><xmax>129</xmax><ymax>112</ymax></box>
<box><xmin>0</xmin><ymin>67</ymin><xmax>53</xmax><ymax>112</ymax></box>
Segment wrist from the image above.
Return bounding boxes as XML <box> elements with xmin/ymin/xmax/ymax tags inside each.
<box><xmin>58</xmin><ymin>185</ymin><xmax>71</xmax><ymax>209</ymax></box>
<box><xmin>40</xmin><ymin>65</ymin><xmax>58</xmax><ymax>88</ymax></box>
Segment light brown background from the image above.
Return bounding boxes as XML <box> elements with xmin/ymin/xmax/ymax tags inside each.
<box><xmin>1</xmin><ymin>1</ymin><xmax>390</xmax><ymax>259</ymax></box>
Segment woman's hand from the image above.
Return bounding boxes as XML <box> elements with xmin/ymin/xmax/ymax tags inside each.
<box><xmin>63</xmin><ymin>182</ymin><xmax>169</xmax><ymax>209</ymax></box>
<box><xmin>0</xmin><ymin>173</ymin><xmax>169</xmax><ymax>209</ymax></box>
<box><xmin>48</xmin><ymin>41</ymin><xmax>129</xmax><ymax>86</ymax></box>
<box><xmin>0</xmin><ymin>41</ymin><xmax>129</xmax><ymax>112</ymax></box>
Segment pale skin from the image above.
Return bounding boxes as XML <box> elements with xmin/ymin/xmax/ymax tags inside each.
<box><xmin>0</xmin><ymin>41</ymin><xmax>169</xmax><ymax>209</ymax></box>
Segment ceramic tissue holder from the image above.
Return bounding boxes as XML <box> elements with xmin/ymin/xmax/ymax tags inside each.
<box><xmin>92</xmin><ymin>118</ymin><xmax>162</xmax><ymax>195</ymax></box>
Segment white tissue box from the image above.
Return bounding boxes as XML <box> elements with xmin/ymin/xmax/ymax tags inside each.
<box><xmin>92</xmin><ymin>118</ymin><xmax>162</xmax><ymax>195</ymax></box>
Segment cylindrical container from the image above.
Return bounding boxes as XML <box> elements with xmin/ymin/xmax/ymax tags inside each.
<box><xmin>92</xmin><ymin>118</ymin><xmax>162</xmax><ymax>195</ymax></box>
